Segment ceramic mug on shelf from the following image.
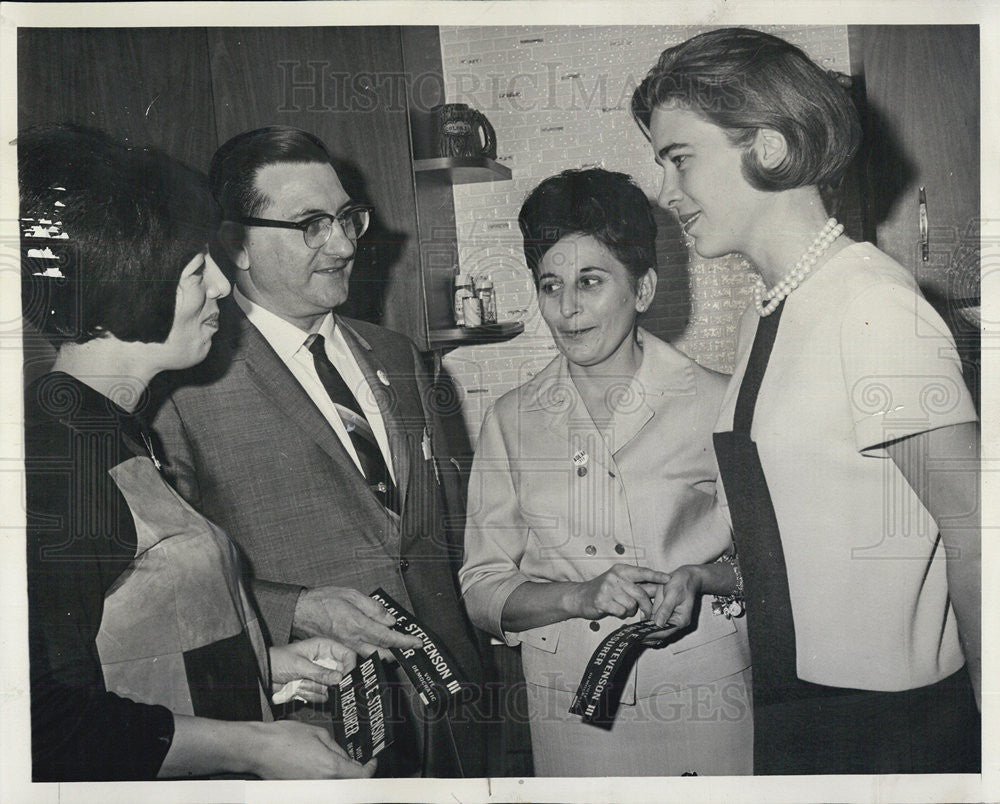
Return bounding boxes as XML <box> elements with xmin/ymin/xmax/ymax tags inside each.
<box><xmin>431</xmin><ymin>103</ymin><xmax>497</xmax><ymax>159</ymax></box>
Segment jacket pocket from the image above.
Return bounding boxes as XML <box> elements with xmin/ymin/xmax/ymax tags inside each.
<box><xmin>511</xmin><ymin>619</ymin><xmax>563</xmax><ymax>653</ymax></box>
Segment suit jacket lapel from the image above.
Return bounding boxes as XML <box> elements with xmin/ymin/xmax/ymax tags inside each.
<box><xmin>336</xmin><ymin>318</ymin><xmax>412</xmax><ymax>505</ymax></box>
<box><xmin>233</xmin><ymin>305</ymin><xmax>363</xmax><ymax>474</ymax></box>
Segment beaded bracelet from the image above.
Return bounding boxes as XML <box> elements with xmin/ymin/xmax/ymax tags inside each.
<box><xmin>711</xmin><ymin>551</ymin><xmax>745</xmax><ymax>619</ymax></box>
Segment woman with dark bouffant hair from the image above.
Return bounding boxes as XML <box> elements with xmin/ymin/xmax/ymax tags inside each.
<box><xmin>632</xmin><ymin>27</ymin><xmax>980</xmax><ymax>774</ymax></box>
<box><xmin>21</xmin><ymin>125</ymin><xmax>376</xmax><ymax>781</ymax></box>
<box><xmin>460</xmin><ymin>167</ymin><xmax>752</xmax><ymax>776</ymax></box>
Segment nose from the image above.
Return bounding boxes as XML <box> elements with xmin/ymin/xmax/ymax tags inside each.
<box><xmin>204</xmin><ymin>253</ymin><xmax>232</xmax><ymax>299</ymax></box>
<box><xmin>656</xmin><ymin>166</ymin><xmax>683</xmax><ymax>212</ymax></box>
<box><xmin>559</xmin><ymin>286</ymin><xmax>580</xmax><ymax>318</ymax></box>
<box><xmin>321</xmin><ymin>223</ymin><xmax>356</xmax><ymax>261</ymax></box>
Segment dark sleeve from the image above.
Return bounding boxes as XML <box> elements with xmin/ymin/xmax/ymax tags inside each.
<box><xmin>26</xmin><ymin>420</ymin><xmax>175</xmax><ymax>781</ymax></box>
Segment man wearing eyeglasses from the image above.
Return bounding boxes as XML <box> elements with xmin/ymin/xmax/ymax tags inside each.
<box><xmin>152</xmin><ymin>127</ymin><xmax>487</xmax><ymax>778</ymax></box>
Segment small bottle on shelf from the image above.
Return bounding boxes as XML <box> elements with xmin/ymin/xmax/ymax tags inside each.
<box><xmin>453</xmin><ymin>270</ymin><xmax>473</xmax><ymax>327</ymax></box>
<box><xmin>462</xmin><ymin>294</ymin><xmax>483</xmax><ymax>327</ymax></box>
<box><xmin>476</xmin><ymin>275</ymin><xmax>497</xmax><ymax>324</ymax></box>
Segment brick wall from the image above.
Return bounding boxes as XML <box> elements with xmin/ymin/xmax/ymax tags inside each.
<box><xmin>437</xmin><ymin>25</ymin><xmax>851</xmax><ymax>444</ymax></box>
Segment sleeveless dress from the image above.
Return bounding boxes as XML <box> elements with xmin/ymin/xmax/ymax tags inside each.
<box><xmin>26</xmin><ymin>372</ymin><xmax>271</xmax><ymax>781</ymax></box>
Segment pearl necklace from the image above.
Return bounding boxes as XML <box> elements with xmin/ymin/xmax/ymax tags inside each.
<box><xmin>753</xmin><ymin>217</ymin><xmax>845</xmax><ymax>317</ymax></box>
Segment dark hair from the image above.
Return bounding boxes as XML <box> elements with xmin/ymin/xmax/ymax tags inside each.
<box><xmin>18</xmin><ymin>124</ymin><xmax>219</xmax><ymax>344</ymax></box>
<box><xmin>209</xmin><ymin>126</ymin><xmax>334</xmax><ymax>219</ymax></box>
<box><xmin>518</xmin><ymin>168</ymin><xmax>656</xmax><ymax>287</ymax></box>
<box><xmin>631</xmin><ymin>27</ymin><xmax>861</xmax><ymax>191</ymax></box>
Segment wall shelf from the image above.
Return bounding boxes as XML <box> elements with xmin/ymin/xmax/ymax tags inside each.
<box><xmin>428</xmin><ymin>321</ymin><xmax>524</xmax><ymax>351</ymax></box>
<box><xmin>414</xmin><ymin>156</ymin><xmax>512</xmax><ymax>184</ymax></box>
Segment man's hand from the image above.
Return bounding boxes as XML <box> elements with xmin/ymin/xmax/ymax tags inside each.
<box><xmin>270</xmin><ymin>637</ymin><xmax>357</xmax><ymax>704</ymax></box>
<box><xmin>292</xmin><ymin>585</ymin><xmax>423</xmax><ymax>658</ymax></box>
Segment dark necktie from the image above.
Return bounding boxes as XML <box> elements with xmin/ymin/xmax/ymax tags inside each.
<box><xmin>308</xmin><ymin>333</ymin><xmax>398</xmax><ymax>513</ymax></box>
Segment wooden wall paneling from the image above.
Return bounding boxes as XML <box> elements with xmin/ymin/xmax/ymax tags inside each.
<box><xmin>856</xmin><ymin>25</ymin><xmax>980</xmax><ymax>405</ymax></box>
<box><xmin>17</xmin><ymin>27</ymin><xmax>219</xmax><ymax>385</ymax></box>
<box><xmin>17</xmin><ymin>28</ymin><xmax>218</xmax><ymax>170</ymax></box>
<box><xmin>857</xmin><ymin>25</ymin><xmax>979</xmax><ymax>301</ymax></box>
<box><xmin>206</xmin><ymin>27</ymin><xmax>423</xmax><ymax>335</ymax></box>
<box><xmin>401</xmin><ymin>26</ymin><xmax>456</xmax><ymax>346</ymax></box>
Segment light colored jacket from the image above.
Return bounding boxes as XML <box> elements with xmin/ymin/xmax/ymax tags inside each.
<box><xmin>460</xmin><ymin>330</ymin><xmax>750</xmax><ymax>703</ymax></box>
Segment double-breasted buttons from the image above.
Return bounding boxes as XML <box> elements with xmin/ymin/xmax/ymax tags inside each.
<box><xmin>614</xmin><ymin>543</ymin><xmax>626</xmax><ymax>555</ymax></box>
<box><xmin>585</xmin><ymin>545</ymin><xmax>597</xmax><ymax>556</ymax></box>
<box><xmin>577</xmin><ymin>466</ymin><xmax>587</xmax><ymax>477</ymax></box>
<box><xmin>589</xmin><ymin>621</ymin><xmax>600</xmax><ymax>632</ymax></box>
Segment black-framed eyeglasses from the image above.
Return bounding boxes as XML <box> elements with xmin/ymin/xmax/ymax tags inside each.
<box><xmin>236</xmin><ymin>204</ymin><xmax>373</xmax><ymax>249</ymax></box>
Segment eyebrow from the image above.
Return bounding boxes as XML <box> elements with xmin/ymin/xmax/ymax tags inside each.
<box><xmin>289</xmin><ymin>200</ymin><xmax>358</xmax><ymax>219</ymax></box>
<box><xmin>288</xmin><ymin>206</ymin><xmax>328</xmax><ymax>220</ymax></box>
<box><xmin>538</xmin><ymin>265</ymin><xmax>609</xmax><ymax>281</ymax></box>
<box><xmin>655</xmin><ymin>142</ymin><xmax>688</xmax><ymax>163</ymax></box>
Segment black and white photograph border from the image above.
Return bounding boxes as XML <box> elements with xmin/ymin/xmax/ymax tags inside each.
<box><xmin>1</xmin><ymin>1</ymin><xmax>997</xmax><ymax>802</ymax></box>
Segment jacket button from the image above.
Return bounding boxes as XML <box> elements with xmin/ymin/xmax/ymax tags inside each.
<box><xmin>585</xmin><ymin>544</ymin><xmax>597</xmax><ymax>556</ymax></box>
<box><xmin>399</xmin><ymin>559</ymin><xmax>409</xmax><ymax>572</ymax></box>
<box><xmin>614</xmin><ymin>543</ymin><xmax>625</xmax><ymax>555</ymax></box>
<box><xmin>608</xmin><ymin>469</ymin><xmax>616</xmax><ymax>478</ymax></box>
<box><xmin>589</xmin><ymin>621</ymin><xmax>600</xmax><ymax>631</ymax></box>
<box><xmin>577</xmin><ymin>466</ymin><xmax>587</xmax><ymax>477</ymax></box>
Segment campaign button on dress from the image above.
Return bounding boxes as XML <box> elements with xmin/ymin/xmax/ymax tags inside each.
<box><xmin>589</xmin><ymin>621</ymin><xmax>600</xmax><ymax>632</ymax></box>
<box><xmin>614</xmin><ymin>543</ymin><xmax>625</xmax><ymax>555</ymax></box>
<box><xmin>585</xmin><ymin>545</ymin><xmax>597</xmax><ymax>556</ymax></box>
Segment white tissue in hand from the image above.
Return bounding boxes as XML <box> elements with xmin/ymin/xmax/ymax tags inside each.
<box><xmin>270</xmin><ymin>656</ymin><xmax>344</xmax><ymax>704</ymax></box>
<box><xmin>272</xmin><ymin>679</ymin><xmax>308</xmax><ymax>705</ymax></box>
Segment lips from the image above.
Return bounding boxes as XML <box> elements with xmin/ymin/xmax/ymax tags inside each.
<box><xmin>678</xmin><ymin>211</ymin><xmax>701</xmax><ymax>235</ymax></box>
<box><xmin>202</xmin><ymin>312</ymin><xmax>219</xmax><ymax>329</ymax></box>
<box><xmin>314</xmin><ymin>256</ymin><xmax>353</xmax><ymax>274</ymax></box>
<box><xmin>559</xmin><ymin>326</ymin><xmax>595</xmax><ymax>339</ymax></box>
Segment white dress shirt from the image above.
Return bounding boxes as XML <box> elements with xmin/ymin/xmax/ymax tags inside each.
<box><xmin>233</xmin><ymin>287</ymin><xmax>395</xmax><ymax>482</ymax></box>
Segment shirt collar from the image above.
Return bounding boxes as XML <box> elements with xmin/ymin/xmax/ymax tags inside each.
<box><xmin>519</xmin><ymin>328</ymin><xmax>695</xmax><ymax>411</ymax></box>
<box><xmin>233</xmin><ymin>286</ymin><xmax>336</xmax><ymax>360</ymax></box>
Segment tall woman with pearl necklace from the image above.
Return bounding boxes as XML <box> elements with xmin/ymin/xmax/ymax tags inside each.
<box><xmin>631</xmin><ymin>28</ymin><xmax>980</xmax><ymax>775</ymax></box>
